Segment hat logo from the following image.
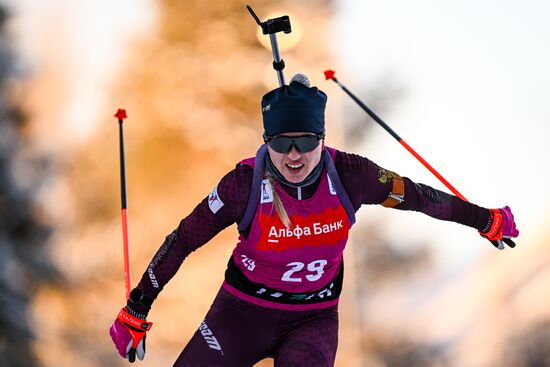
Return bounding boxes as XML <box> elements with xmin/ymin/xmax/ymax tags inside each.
<box><xmin>262</xmin><ymin>104</ymin><xmax>271</xmax><ymax>113</ymax></box>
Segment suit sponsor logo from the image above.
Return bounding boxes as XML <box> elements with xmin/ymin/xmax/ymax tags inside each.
<box><xmin>199</xmin><ymin>321</ymin><xmax>223</xmax><ymax>354</ymax></box>
<box><xmin>208</xmin><ymin>185</ymin><xmax>224</xmax><ymax>214</ymax></box>
<box><xmin>260</xmin><ymin>179</ymin><xmax>273</xmax><ymax>203</ymax></box>
<box><xmin>327</xmin><ymin>173</ymin><xmax>337</xmax><ymax>195</ymax></box>
<box><xmin>257</xmin><ymin>206</ymin><xmax>349</xmax><ymax>252</ymax></box>
<box><xmin>148</xmin><ymin>266</ymin><xmax>159</xmax><ymax>288</ymax></box>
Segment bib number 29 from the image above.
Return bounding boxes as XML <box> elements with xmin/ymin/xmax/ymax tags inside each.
<box><xmin>282</xmin><ymin>259</ymin><xmax>328</xmax><ymax>282</ymax></box>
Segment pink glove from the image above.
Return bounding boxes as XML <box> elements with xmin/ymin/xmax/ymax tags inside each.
<box><xmin>479</xmin><ymin>206</ymin><xmax>519</xmax><ymax>250</ymax></box>
<box><xmin>109</xmin><ymin>307</ymin><xmax>152</xmax><ymax>362</ymax></box>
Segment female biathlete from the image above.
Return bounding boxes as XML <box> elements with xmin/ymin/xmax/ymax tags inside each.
<box><xmin>110</xmin><ymin>75</ymin><xmax>519</xmax><ymax>366</ymax></box>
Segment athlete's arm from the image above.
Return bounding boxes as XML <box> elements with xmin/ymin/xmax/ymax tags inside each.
<box><xmin>334</xmin><ymin>149</ymin><xmax>490</xmax><ymax>231</ymax></box>
<box><xmin>130</xmin><ymin>164</ymin><xmax>253</xmax><ymax>315</ymax></box>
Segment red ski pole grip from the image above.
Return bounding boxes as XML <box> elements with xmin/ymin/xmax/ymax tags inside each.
<box><xmin>324</xmin><ymin>69</ymin><xmax>336</xmax><ymax>80</ymax></box>
<box><xmin>115</xmin><ymin>108</ymin><xmax>127</xmax><ymax>120</ymax></box>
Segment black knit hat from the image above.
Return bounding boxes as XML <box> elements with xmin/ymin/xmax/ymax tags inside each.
<box><xmin>261</xmin><ymin>77</ymin><xmax>327</xmax><ymax>137</ymax></box>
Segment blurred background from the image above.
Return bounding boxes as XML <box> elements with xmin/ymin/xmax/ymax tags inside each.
<box><xmin>1</xmin><ymin>0</ymin><xmax>549</xmax><ymax>366</ymax></box>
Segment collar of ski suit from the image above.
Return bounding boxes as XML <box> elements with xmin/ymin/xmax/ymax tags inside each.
<box><xmin>265</xmin><ymin>149</ymin><xmax>326</xmax><ymax>189</ymax></box>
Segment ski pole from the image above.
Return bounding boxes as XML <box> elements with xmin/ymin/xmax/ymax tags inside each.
<box><xmin>324</xmin><ymin>69</ymin><xmax>465</xmax><ymax>199</ymax></box>
<box><xmin>115</xmin><ymin>108</ymin><xmax>132</xmax><ymax>298</ymax></box>
<box><xmin>247</xmin><ymin>5</ymin><xmax>292</xmax><ymax>87</ymax></box>
<box><xmin>324</xmin><ymin>70</ymin><xmax>514</xmax><ymax>249</ymax></box>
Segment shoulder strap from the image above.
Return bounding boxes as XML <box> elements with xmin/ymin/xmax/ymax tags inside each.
<box><xmin>324</xmin><ymin>147</ymin><xmax>356</xmax><ymax>225</ymax></box>
<box><xmin>237</xmin><ymin>144</ymin><xmax>267</xmax><ymax>232</ymax></box>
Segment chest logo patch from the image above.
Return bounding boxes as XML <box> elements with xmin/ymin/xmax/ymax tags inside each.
<box><xmin>260</xmin><ymin>179</ymin><xmax>273</xmax><ymax>203</ymax></box>
<box><xmin>327</xmin><ymin>173</ymin><xmax>337</xmax><ymax>195</ymax></box>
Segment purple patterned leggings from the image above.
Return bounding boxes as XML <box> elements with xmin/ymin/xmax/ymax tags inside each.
<box><xmin>174</xmin><ymin>288</ymin><xmax>339</xmax><ymax>367</ymax></box>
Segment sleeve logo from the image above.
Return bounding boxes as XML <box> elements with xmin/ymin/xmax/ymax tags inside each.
<box><xmin>208</xmin><ymin>186</ymin><xmax>224</xmax><ymax>214</ymax></box>
<box><xmin>377</xmin><ymin>168</ymin><xmax>400</xmax><ymax>184</ymax></box>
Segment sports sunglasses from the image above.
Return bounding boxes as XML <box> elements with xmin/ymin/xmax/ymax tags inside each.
<box><xmin>264</xmin><ymin>134</ymin><xmax>324</xmax><ymax>153</ymax></box>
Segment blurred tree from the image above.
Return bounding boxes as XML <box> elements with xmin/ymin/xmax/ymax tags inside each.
<box><xmin>342</xmin><ymin>74</ymin><xmax>406</xmax><ymax>149</ymax></box>
<box><xmin>0</xmin><ymin>4</ymin><xmax>57</xmax><ymax>367</ymax></box>
<box><xmin>349</xmin><ymin>223</ymin><xmax>443</xmax><ymax>365</ymax></box>
<box><xmin>351</xmin><ymin>223</ymin><xmax>431</xmax><ymax>287</ymax></box>
<box><xmin>365</xmin><ymin>335</ymin><xmax>450</xmax><ymax>367</ymax></box>
<box><xmin>501</xmin><ymin>320</ymin><xmax>550</xmax><ymax>367</ymax></box>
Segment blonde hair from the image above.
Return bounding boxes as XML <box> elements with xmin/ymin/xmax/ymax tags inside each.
<box><xmin>265</xmin><ymin>171</ymin><xmax>291</xmax><ymax>229</ymax></box>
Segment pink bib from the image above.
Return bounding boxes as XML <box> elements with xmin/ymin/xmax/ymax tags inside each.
<box><xmin>231</xmin><ymin>170</ymin><xmax>351</xmax><ymax>294</ymax></box>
